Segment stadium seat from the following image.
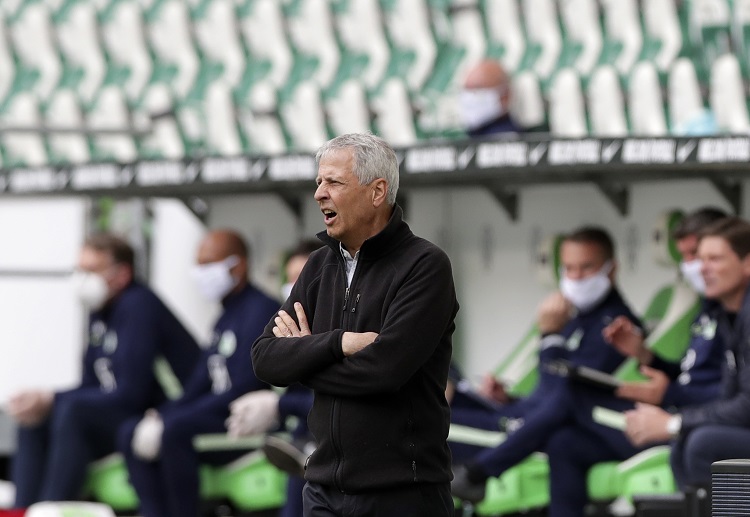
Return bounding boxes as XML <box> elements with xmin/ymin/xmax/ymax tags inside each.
<box><xmin>511</xmin><ymin>70</ymin><xmax>546</xmax><ymax>131</ymax></box>
<box><xmin>557</xmin><ymin>0</ymin><xmax>603</xmax><ymax>78</ymax></box>
<box><xmin>204</xmin><ymin>81</ymin><xmax>243</xmax><ymax>156</ymax></box>
<box><xmin>733</xmin><ymin>0</ymin><xmax>750</xmax><ymax>77</ymax></box>
<box><xmin>0</xmin><ymin>13</ymin><xmax>17</xmax><ymax>105</ymax></box>
<box><xmin>236</xmin><ymin>79</ymin><xmax>288</xmax><ymax>155</ymax></box>
<box><xmin>628</xmin><ymin>61</ymin><xmax>669</xmax><ymax>136</ymax></box>
<box><xmin>598</xmin><ymin>0</ymin><xmax>642</xmax><ymax>76</ymax></box>
<box><xmin>98</xmin><ymin>0</ymin><xmax>152</xmax><ymax>102</ymax></box>
<box><xmin>381</xmin><ymin>0</ymin><xmax>437</xmax><ymax>93</ymax></box>
<box><xmin>136</xmin><ymin>83</ymin><xmax>185</xmax><ymax>160</ymax></box>
<box><xmin>326</xmin><ymin>79</ymin><xmax>372</xmax><ymax>136</ymax></box>
<box><xmin>143</xmin><ymin>0</ymin><xmax>200</xmax><ymax>99</ymax></box>
<box><xmin>52</xmin><ymin>0</ymin><xmax>106</xmax><ymax>105</ymax></box>
<box><xmin>371</xmin><ymin>77</ymin><xmax>418</xmax><ymax>147</ymax></box>
<box><xmin>44</xmin><ymin>89</ymin><xmax>91</xmax><ymax>165</ymax></box>
<box><xmin>442</xmin><ymin>0</ymin><xmax>487</xmax><ymax>89</ymax></box>
<box><xmin>86</xmin><ymin>85</ymin><xmax>138</xmax><ymax>163</ymax></box>
<box><xmin>285</xmin><ymin>0</ymin><xmax>340</xmax><ymax>89</ymax></box>
<box><xmin>548</xmin><ymin>68</ymin><xmax>588</xmax><ymax>137</ymax></box>
<box><xmin>668</xmin><ymin>58</ymin><xmax>716</xmax><ymax>136</ymax></box>
<box><xmin>587</xmin><ymin>65</ymin><xmax>628</xmax><ymax>137</ymax></box>
<box><xmin>279</xmin><ymin>80</ymin><xmax>329</xmax><ymax>152</ymax></box>
<box><xmin>333</xmin><ymin>0</ymin><xmax>390</xmax><ymax>91</ymax></box>
<box><xmin>641</xmin><ymin>0</ymin><xmax>684</xmax><ymax>73</ymax></box>
<box><xmin>191</xmin><ymin>0</ymin><xmax>245</xmax><ymax>90</ymax></box>
<box><xmin>7</xmin><ymin>2</ymin><xmax>62</xmax><ymax>101</ymax></box>
<box><xmin>236</xmin><ymin>0</ymin><xmax>293</xmax><ymax>90</ymax></box>
<box><xmin>0</xmin><ymin>92</ymin><xmax>47</xmax><ymax>167</ymax></box>
<box><xmin>519</xmin><ymin>0</ymin><xmax>562</xmax><ymax>82</ymax></box>
<box><xmin>710</xmin><ymin>53</ymin><xmax>750</xmax><ymax>134</ymax></box>
<box><xmin>687</xmin><ymin>0</ymin><xmax>732</xmax><ymax>81</ymax></box>
<box><xmin>483</xmin><ymin>0</ymin><xmax>525</xmax><ymax>73</ymax></box>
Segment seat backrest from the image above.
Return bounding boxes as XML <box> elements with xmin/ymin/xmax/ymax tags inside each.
<box><xmin>381</xmin><ymin>0</ymin><xmax>436</xmax><ymax>91</ymax></box>
<box><xmin>510</xmin><ymin>70</ymin><xmax>546</xmax><ymax>129</ymax></box>
<box><xmin>193</xmin><ymin>0</ymin><xmax>245</xmax><ymax>89</ymax></box>
<box><xmin>668</xmin><ymin>57</ymin><xmax>716</xmax><ymax>135</ymax></box>
<box><xmin>204</xmin><ymin>81</ymin><xmax>243</xmax><ymax>156</ymax></box>
<box><xmin>710</xmin><ymin>53</ymin><xmax>750</xmax><ymax>133</ymax></box>
<box><xmin>588</xmin><ymin>65</ymin><xmax>628</xmax><ymax>137</ymax></box>
<box><xmin>628</xmin><ymin>61</ymin><xmax>668</xmax><ymax>136</ymax></box>
<box><xmin>326</xmin><ymin>78</ymin><xmax>371</xmax><ymax>136</ymax></box>
<box><xmin>286</xmin><ymin>0</ymin><xmax>340</xmax><ymax>88</ymax></box>
<box><xmin>372</xmin><ymin>77</ymin><xmax>418</xmax><ymax>147</ymax></box>
<box><xmin>522</xmin><ymin>0</ymin><xmax>562</xmax><ymax>79</ymax></box>
<box><xmin>599</xmin><ymin>0</ymin><xmax>642</xmax><ymax>75</ymax></box>
<box><xmin>558</xmin><ymin>0</ymin><xmax>602</xmax><ymax>77</ymax></box>
<box><xmin>1</xmin><ymin>91</ymin><xmax>47</xmax><ymax>167</ymax></box>
<box><xmin>280</xmin><ymin>80</ymin><xmax>328</xmax><ymax>152</ymax></box>
<box><xmin>548</xmin><ymin>67</ymin><xmax>588</xmax><ymax>137</ymax></box>
<box><xmin>335</xmin><ymin>0</ymin><xmax>389</xmax><ymax>90</ymax></box>
<box><xmin>238</xmin><ymin>0</ymin><xmax>293</xmax><ymax>89</ymax></box>
<box><xmin>45</xmin><ymin>89</ymin><xmax>91</xmax><ymax>165</ymax></box>
<box><xmin>483</xmin><ymin>0</ymin><xmax>525</xmax><ymax>73</ymax></box>
<box><xmin>642</xmin><ymin>0</ymin><xmax>683</xmax><ymax>72</ymax></box>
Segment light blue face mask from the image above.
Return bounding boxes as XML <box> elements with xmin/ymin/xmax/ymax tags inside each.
<box><xmin>680</xmin><ymin>259</ymin><xmax>705</xmax><ymax>294</ymax></box>
<box><xmin>559</xmin><ymin>261</ymin><xmax>613</xmax><ymax>312</ymax></box>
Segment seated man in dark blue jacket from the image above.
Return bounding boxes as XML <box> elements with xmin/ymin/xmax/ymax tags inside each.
<box><xmin>117</xmin><ymin>229</ymin><xmax>280</xmax><ymax>517</ymax></box>
<box><xmin>624</xmin><ymin>216</ymin><xmax>750</xmax><ymax>492</ymax></box>
<box><xmin>451</xmin><ymin>226</ymin><xmax>642</xmax><ymax>499</ymax></box>
<box><xmin>542</xmin><ymin>207</ymin><xmax>727</xmax><ymax>517</ymax></box>
<box><xmin>9</xmin><ymin>233</ymin><xmax>200</xmax><ymax>507</ymax></box>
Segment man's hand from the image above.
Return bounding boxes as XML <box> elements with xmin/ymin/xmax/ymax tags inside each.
<box><xmin>537</xmin><ymin>292</ymin><xmax>573</xmax><ymax>334</ymax></box>
<box><xmin>624</xmin><ymin>403</ymin><xmax>672</xmax><ymax>447</ymax></box>
<box><xmin>603</xmin><ymin>316</ymin><xmax>652</xmax><ymax>364</ymax></box>
<box><xmin>7</xmin><ymin>390</ymin><xmax>54</xmax><ymax>427</ymax></box>
<box><xmin>226</xmin><ymin>390</ymin><xmax>281</xmax><ymax>437</ymax></box>
<box><xmin>131</xmin><ymin>409</ymin><xmax>164</xmax><ymax>461</ymax></box>
<box><xmin>342</xmin><ymin>332</ymin><xmax>379</xmax><ymax>357</ymax></box>
<box><xmin>616</xmin><ymin>365</ymin><xmax>670</xmax><ymax>405</ymax></box>
<box><xmin>478</xmin><ymin>374</ymin><xmax>512</xmax><ymax>404</ymax></box>
<box><xmin>273</xmin><ymin>302</ymin><xmax>311</xmax><ymax>338</ymax></box>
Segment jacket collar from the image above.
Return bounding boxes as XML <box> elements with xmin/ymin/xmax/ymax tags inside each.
<box><xmin>317</xmin><ymin>204</ymin><xmax>411</xmax><ymax>261</ymax></box>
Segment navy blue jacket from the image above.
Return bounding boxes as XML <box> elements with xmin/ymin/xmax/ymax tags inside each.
<box><xmin>467</xmin><ymin>114</ymin><xmax>523</xmax><ymax>138</ymax></box>
<box><xmin>682</xmin><ymin>288</ymin><xmax>750</xmax><ymax>432</ymax></box>
<box><xmin>652</xmin><ymin>299</ymin><xmax>724</xmax><ymax>408</ymax></box>
<box><xmin>62</xmin><ymin>282</ymin><xmax>200</xmax><ymax>412</ymax></box>
<box><xmin>167</xmin><ymin>283</ymin><xmax>279</xmax><ymax>413</ymax></box>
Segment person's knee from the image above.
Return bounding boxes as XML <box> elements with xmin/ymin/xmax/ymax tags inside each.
<box><xmin>682</xmin><ymin>427</ymin><xmax>720</xmax><ymax>484</ymax></box>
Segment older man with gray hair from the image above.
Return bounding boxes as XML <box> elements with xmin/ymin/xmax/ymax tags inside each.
<box><xmin>252</xmin><ymin>132</ymin><xmax>459</xmax><ymax>517</ymax></box>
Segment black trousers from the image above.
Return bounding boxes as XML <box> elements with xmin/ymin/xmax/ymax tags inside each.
<box><xmin>303</xmin><ymin>481</ymin><xmax>453</xmax><ymax>517</ymax></box>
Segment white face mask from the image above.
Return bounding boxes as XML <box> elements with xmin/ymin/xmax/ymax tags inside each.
<box><xmin>459</xmin><ymin>87</ymin><xmax>506</xmax><ymax>131</ymax></box>
<box><xmin>73</xmin><ymin>271</ymin><xmax>110</xmax><ymax>310</ymax></box>
<box><xmin>680</xmin><ymin>259</ymin><xmax>705</xmax><ymax>294</ymax></box>
<box><xmin>192</xmin><ymin>255</ymin><xmax>241</xmax><ymax>302</ymax></box>
<box><xmin>559</xmin><ymin>262</ymin><xmax>613</xmax><ymax>312</ymax></box>
<box><xmin>280</xmin><ymin>282</ymin><xmax>294</xmax><ymax>301</ymax></box>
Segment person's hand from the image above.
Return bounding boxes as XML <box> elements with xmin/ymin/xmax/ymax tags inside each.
<box><xmin>602</xmin><ymin>316</ymin><xmax>652</xmax><ymax>364</ymax></box>
<box><xmin>624</xmin><ymin>403</ymin><xmax>672</xmax><ymax>447</ymax></box>
<box><xmin>478</xmin><ymin>374</ymin><xmax>512</xmax><ymax>404</ymax></box>
<box><xmin>537</xmin><ymin>292</ymin><xmax>573</xmax><ymax>334</ymax></box>
<box><xmin>616</xmin><ymin>365</ymin><xmax>670</xmax><ymax>405</ymax></box>
<box><xmin>273</xmin><ymin>302</ymin><xmax>311</xmax><ymax>338</ymax></box>
<box><xmin>7</xmin><ymin>390</ymin><xmax>54</xmax><ymax>427</ymax></box>
<box><xmin>342</xmin><ymin>332</ymin><xmax>379</xmax><ymax>356</ymax></box>
<box><xmin>131</xmin><ymin>409</ymin><xmax>164</xmax><ymax>461</ymax></box>
<box><xmin>226</xmin><ymin>390</ymin><xmax>281</xmax><ymax>438</ymax></box>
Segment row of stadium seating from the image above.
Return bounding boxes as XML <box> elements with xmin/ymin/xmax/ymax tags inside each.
<box><xmin>0</xmin><ymin>0</ymin><xmax>748</xmax><ymax>168</ymax></box>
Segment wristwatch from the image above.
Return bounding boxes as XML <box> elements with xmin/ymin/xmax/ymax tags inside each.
<box><xmin>666</xmin><ymin>414</ymin><xmax>682</xmax><ymax>437</ymax></box>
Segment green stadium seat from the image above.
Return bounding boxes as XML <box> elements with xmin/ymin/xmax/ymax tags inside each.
<box><xmin>732</xmin><ymin>0</ymin><xmax>750</xmax><ymax>78</ymax></box>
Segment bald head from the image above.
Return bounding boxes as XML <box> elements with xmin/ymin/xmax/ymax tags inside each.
<box><xmin>464</xmin><ymin>59</ymin><xmax>509</xmax><ymax>91</ymax></box>
<box><xmin>197</xmin><ymin>230</ymin><xmax>250</xmax><ymax>287</ymax></box>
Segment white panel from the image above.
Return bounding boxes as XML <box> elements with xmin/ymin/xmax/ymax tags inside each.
<box><xmin>150</xmin><ymin>199</ymin><xmax>217</xmax><ymax>345</ymax></box>
<box><xmin>0</xmin><ymin>277</ymin><xmax>84</xmax><ymax>403</ymax></box>
<box><xmin>0</xmin><ymin>197</ymin><xmax>86</xmax><ymax>271</ymax></box>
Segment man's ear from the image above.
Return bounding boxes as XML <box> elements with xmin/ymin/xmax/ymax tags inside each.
<box><xmin>741</xmin><ymin>254</ymin><xmax>750</xmax><ymax>278</ymax></box>
<box><xmin>371</xmin><ymin>178</ymin><xmax>388</xmax><ymax>208</ymax></box>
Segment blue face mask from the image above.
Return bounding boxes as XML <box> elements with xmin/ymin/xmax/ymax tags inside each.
<box><xmin>559</xmin><ymin>261</ymin><xmax>613</xmax><ymax>312</ymax></box>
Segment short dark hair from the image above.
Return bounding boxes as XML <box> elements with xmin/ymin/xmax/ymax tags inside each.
<box><xmin>700</xmin><ymin>217</ymin><xmax>750</xmax><ymax>260</ymax></box>
<box><xmin>84</xmin><ymin>233</ymin><xmax>135</xmax><ymax>268</ymax></box>
<box><xmin>564</xmin><ymin>226</ymin><xmax>615</xmax><ymax>261</ymax></box>
<box><xmin>672</xmin><ymin>207</ymin><xmax>727</xmax><ymax>240</ymax></box>
<box><xmin>287</xmin><ymin>239</ymin><xmax>324</xmax><ymax>263</ymax></box>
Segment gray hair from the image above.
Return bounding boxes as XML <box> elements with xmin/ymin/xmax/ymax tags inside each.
<box><xmin>316</xmin><ymin>132</ymin><xmax>400</xmax><ymax>206</ymax></box>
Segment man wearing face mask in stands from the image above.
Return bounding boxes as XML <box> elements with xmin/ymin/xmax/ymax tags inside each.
<box><xmin>117</xmin><ymin>229</ymin><xmax>279</xmax><ymax>517</ymax></box>
<box><xmin>452</xmin><ymin>227</ymin><xmax>641</xmax><ymax>501</ymax></box>
<box><xmin>9</xmin><ymin>234</ymin><xmax>200</xmax><ymax>507</ymax></box>
<box><xmin>459</xmin><ymin>59</ymin><xmax>522</xmax><ymax>138</ymax></box>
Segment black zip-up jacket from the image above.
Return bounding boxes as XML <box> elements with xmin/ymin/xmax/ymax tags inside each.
<box><xmin>252</xmin><ymin>206</ymin><xmax>459</xmax><ymax>492</ymax></box>
<box><xmin>681</xmin><ymin>287</ymin><xmax>750</xmax><ymax>432</ymax></box>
